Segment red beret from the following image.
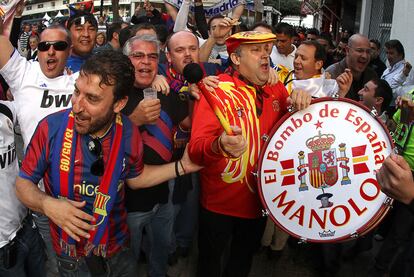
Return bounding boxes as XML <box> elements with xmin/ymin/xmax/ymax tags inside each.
<box><xmin>226</xmin><ymin>31</ymin><xmax>276</xmax><ymax>55</ymax></box>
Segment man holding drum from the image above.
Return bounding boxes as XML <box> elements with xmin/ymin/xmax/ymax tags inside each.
<box><xmin>188</xmin><ymin>31</ymin><xmax>311</xmax><ymax>277</ymax></box>
<box><xmin>261</xmin><ymin>40</ymin><xmax>353</xmax><ymax>261</ymax></box>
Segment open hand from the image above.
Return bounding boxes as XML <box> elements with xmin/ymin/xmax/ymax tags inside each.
<box><xmin>44</xmin><ymin>198</ymin><xmax>95</xmax><ymax>242</ymax></box>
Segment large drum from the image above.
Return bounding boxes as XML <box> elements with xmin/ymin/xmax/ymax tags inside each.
<box><xmin>258</xmin><ymin>98</ymin><xmax>393</xmax><ymax>243</ymax></box>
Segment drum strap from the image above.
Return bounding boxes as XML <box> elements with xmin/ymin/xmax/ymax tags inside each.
<box><xmin>283</xmin><ymin>70</ymin><xmax>295</xmax><ymax>86</ymax></box>
<box><xmin>0</xmin><ymin>103</ymin><xmax>13</xmax><ymax>123</ymax></box>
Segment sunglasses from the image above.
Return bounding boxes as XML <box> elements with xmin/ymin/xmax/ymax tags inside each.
<box><xmin>88</xmin><ymin>138</ymin><xmax>104</xmax><ymax>176</ymax></box>
<box><xmin>38</xmin><ymin>41</ymin><xmax>69</xmax><ymax>52</ymax></box>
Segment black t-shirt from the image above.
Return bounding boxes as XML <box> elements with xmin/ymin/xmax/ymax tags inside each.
<box><xmin>369</xmin><ymin>57</ymin><xmax>387</xmax><ymax>78</ymax></box>
<box><xmin>122</xmin><ymin>87</ymin><xmax>188</xmax><ymax>212</ymax></box>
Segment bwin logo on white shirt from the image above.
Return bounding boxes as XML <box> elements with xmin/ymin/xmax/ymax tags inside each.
<box><xmin>40</xmin><ymin>90</ymin><xmax>73</xmax><ymax>108</ymax></box>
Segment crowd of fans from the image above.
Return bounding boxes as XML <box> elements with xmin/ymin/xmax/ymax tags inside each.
<box><xmin>1</xmin><ymin>0</ymin><xmax>414</xmax><ymax>277</ymax></box>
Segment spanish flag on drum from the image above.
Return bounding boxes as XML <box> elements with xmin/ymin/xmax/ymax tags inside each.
<box><xmin>259</xmin><ymin>98</ymin><xmax>394</xmax><ymax>243</ymax></box>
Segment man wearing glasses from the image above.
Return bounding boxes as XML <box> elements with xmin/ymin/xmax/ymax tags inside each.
<box><xmin>326</xmin><ymin>34</ymin><xmax>378</xmax><ymax>101</ymax></box>
<box><xmin>121</xmin><ymin>34</ymin><xmax>189</xmax><ymax>277</ymax></box>
<box><xmin>15</xmin><ymin>50</ymin><xmax>200</xmax><ymax>276</ymax></box>
<box><xmin>0</xmin><ymin>23</ymin><xmax>77</xmax><ymax>275</ymax></box>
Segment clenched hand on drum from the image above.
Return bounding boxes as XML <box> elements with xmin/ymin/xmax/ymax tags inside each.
<box><xmin>376</xmin><ymin>154</ymin><xmax>414</xmax><ymax>205</ymax></box>
<box><xmin>288</xmin><ymin>89</ymin><xmax>312</xmax><ymax>111</ymax></box>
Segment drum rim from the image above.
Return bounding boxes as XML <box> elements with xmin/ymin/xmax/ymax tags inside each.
<box><xmin>257</xmin><ymin>97</ymin><xmax>394</xmax><ymax>243</ymax></box>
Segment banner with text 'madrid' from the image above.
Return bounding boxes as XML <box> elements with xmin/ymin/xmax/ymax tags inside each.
<box><xmin>164</xmin><ymin>0</ymin><xmax>245</xmax><ymax>17</ymax></box>
<box><xmin>0</xmin><ymin>0</ymin><xmax>22</xmax><ymax>38</ymax></box>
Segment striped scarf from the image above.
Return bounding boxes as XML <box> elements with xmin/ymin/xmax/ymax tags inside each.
<box><xmin>225</xmin><ymin>66</ymin><xmax>267</xmax><ymax>116</ymax></box>
<box><xmin>50</xmin><ymin>109</ymin><xmax>125</xmax><ymax>257</ymax></box>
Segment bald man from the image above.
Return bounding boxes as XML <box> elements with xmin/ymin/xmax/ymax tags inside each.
<box><xmin>326</xmin><ymin>34</ymin><xmax>378</xmax><ymax>101</ymax></box>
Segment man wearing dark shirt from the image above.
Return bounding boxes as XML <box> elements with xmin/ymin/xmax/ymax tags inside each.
<box><xmin>122</xmin><ymin>34</ymin><xmax>187</xmax><ymax>277</ymax></box>
<box><xmin>326</xmin><ymin>34</ymin><xmax>378</xmax><ymax>101</ymax></box>
<box><xmin>131</xmin><ymin>0</ymin><xmax>165</xmax><ymax>26</ymax></box>
<box><xmin>369</xmin><ymin>39</ymin><xmax>387</xmax><ymax>77</ymax></box>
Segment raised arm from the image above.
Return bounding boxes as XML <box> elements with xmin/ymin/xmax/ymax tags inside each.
<box><xmin>9</xmin><ymin>0</ymin><xmax>26</xmax><ymax>48</ymax></box>
<box><xmin>0</xmin><ymin>19</ymin><xmax>15</xmax><ymax>69</ymax></box>
<box><xmin>173</xmin><ymin>0</ymin><xmax>191</xmax><ymax>33</ymax></box>
<box><xmin>194</xmin><ymin>0</ymin><xmax>209</xmax><ymax>39</ymax></box>
<box><xmin>199</xmin><ymin>20</ymin><xmax>232</xmax><ymax>62</ymax></box>
<box><xmin>230</xmin><ymin>3</ymin><xmax>245</xmax><ymax>21</ymax></box>
<box><xmin>164</xmin><ymin>1</ymin><xmax>178</xmax><ymax>22</ymax></box>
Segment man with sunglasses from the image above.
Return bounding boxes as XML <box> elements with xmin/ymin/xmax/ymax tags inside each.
<box><xmin>66</xmin><ymin>11</ymin><xmax>98</xmax><ymax>72</ymax></box>
<box><xmin>0</xmin><ymin>24</ymin><xmax>74</xmax><ymax>149</ymax></box>
<box><xmin>326</xmin><ymin>34</ymin><xmax>378</xmax><ymax>101</ymax></box>
<box><xmin>0</xmin><ymin>23</ymin><xmax>76</xmax><ymax>275</ymax></box>
<box><xmin>15</xmin><ymin>50</ymin><xmax>200</xmax><ymax>276</ymax></box>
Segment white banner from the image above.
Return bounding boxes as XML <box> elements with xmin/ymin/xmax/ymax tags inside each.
<box><xmin>164</xmin><ymin>0</ymin><xmax>245</xmax><ymax>17</ymax></box>
<box><xmin>0</xmin><ymin>0</ymin><xmax>22</xmax><ymax>38</ymax></box>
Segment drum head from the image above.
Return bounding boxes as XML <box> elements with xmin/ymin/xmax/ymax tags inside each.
<box><xmin>258</xmin><ymin>98</ymin><xmax>393</xmax><ymax>243</ymax></box>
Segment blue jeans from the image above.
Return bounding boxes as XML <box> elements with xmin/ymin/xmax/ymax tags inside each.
<box><xmin>0</xmin><ymin>215</ymin><xmax>46</xmax><ymax>277</ymax></box>
<box><xmin>32</xmin><ymin>212</ymin><xmax>59</xmax><ymax>275</ymax></box>
<box><xmin>56</xmin><ymin>248</ymin><xmax>137</xmax><ymax>277</ymax></box>
<box><xmin>170</xmin><ymin>173</ymin><xmax>199</xmax><ymax>252</ymax></box>
<box><xmin>127</xmin><ymin>199</ymin><xmax>174</xmax><ymax>277</ymax></box>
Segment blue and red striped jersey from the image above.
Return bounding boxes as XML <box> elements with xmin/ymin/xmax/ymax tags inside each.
<box><xmin>19</xmin><ymin>109</ymin><xmax>144</xmax><ymax>257</ymax></box>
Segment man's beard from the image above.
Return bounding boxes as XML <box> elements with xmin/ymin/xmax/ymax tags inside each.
<box><xmin>76</xmin><ymin>109</ymin><xmax>115</xmax><ymax>136</ymax></box>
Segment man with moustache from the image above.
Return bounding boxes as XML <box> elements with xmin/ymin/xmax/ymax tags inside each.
<box><xmin>381</xmin><ymin>40</ymin><xmax>406</xmax><ymax>89</ymax></box>
<box><xmin>121</xmin><ymin>34</ymin><xmax>188</xmax><ymax>277</ymax></box>
<box><xmin>326</xmin><ymin>34</ymin><xmax>377</xmax><ymax>101</ymax></box>
<box><xmin>188</xmin><ymin>31</ymin><xmax>311</xmax><ymax>277</ymax></box>
<box><xmin>15</xmin><ymin>50</ymin><xmax>199</xmax><ymax>276</ymax></box>
<box><xmin>66</xmin><ymin>11</ymin><xmax>98</xmax><ymax>72</ymax></box>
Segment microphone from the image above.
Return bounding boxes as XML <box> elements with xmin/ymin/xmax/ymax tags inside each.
<box><xmin>183</xmin><ymin>63</ymin><xmax>234</xmax><ymax>135</ymax></box>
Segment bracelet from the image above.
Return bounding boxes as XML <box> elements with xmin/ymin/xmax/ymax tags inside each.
<box><xmin>178</xmin><ymin>124</ymin><xmax>191</xmax><ymax>133</ymax></box>
<box><xmin>179</xmin><ymin>160</ymin><xmax>186</xmax><ymax>175</ymax></box>
<box><xmin>175</xmin><ymin>160</ymin><xmax>180</xmax><ymax>177</ymax></box>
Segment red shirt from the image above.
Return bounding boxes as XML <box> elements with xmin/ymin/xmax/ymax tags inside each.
<box><xmin>188</xmin><ymin>73</ymin><xmax>289</xmax><ymax>218</ymax></box>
